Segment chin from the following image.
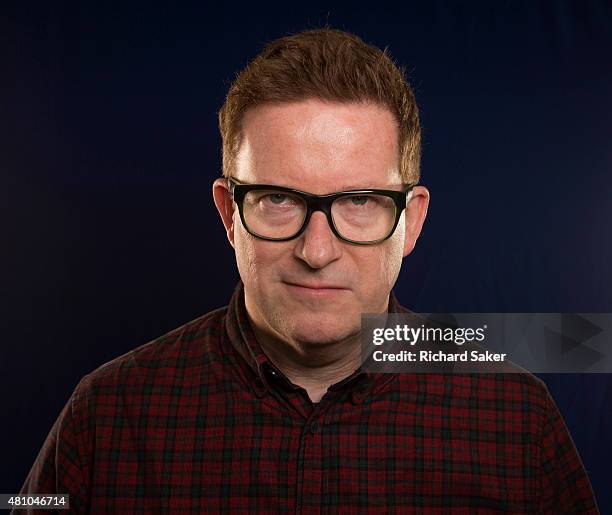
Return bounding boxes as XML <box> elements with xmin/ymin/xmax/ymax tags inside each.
<box><xmin>282</xmin><ymin>313</ymin><xmax>360</xmax><ymax>345</ymax></box>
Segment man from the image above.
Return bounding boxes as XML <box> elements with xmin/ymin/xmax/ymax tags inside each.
<box><xmin>18</xmin><ymin>28</ymin><xmax>598</xmax><ymax>513</ymax></box>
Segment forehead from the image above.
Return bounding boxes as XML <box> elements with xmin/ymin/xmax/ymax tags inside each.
<box><xmin>235</xmin><ymin>99</ymin><xmax>402</xmax><ymax>193</ymax></box>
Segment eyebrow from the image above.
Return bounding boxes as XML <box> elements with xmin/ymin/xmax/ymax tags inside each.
<box><xmin>229</xmin><ymin>177</ymin><xmax>403</xmax><ymax>192</ymax></box>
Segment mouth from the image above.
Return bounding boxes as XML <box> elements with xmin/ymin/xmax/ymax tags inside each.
<box><xmin>283</xmin><ymin>281</ymin><xmax>350</xmax><ymax>297</ymax></box>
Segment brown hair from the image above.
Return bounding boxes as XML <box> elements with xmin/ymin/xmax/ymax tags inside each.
<box><xmin>218</xmin><ymin>28</ymin><xmax>421</xmax><ymax>184</ymax></box>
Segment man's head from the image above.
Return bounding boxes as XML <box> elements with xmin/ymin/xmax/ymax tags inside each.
<box><xmin>213</xmin><ymin>28</ymin><xmax>429</xmax><ymax>349</ymax></box>
<box><xmin>218</xmin><ymin>28</ymin><xmax>421</xmax><ymax>185</ymax></box>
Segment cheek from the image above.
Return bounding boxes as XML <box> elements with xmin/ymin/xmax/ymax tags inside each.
<box><xmin>352</xmin><ymin>240</ymin><xmax>403</xmax><ymax>294</ymax></box>
<box><xmin>233</xmin><ymin>224</ymin><xmax>257</xmax><ymax>277</ymax></box>
<box><xmin>376</xmin><ymin>218</ymin><xmax>406</xmax><ymax>286</ymax></box>
<box><xmin>233</xmin><ymin>221</ymin><xmax>282</xmax><ymax>281</ymax></box>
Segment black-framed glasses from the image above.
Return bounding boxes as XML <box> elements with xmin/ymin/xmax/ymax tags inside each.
<box><xmin>227</xmin><ymin>178</ymin><xmax>415</xmax><ymax>245</ymax></box>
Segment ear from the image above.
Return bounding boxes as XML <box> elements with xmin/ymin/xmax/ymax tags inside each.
<box><xmin>403</xmin><ymin>186</ymin><xmax>430</xmax><ymax>257</ymax></box>
<box><xmin>212</xmin><ymin>178</ymin><xmax>236</xmax><ymax>249</ymax></box>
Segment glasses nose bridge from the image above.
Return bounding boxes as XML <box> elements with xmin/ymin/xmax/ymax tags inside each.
<box><xmin>303</xmin><ymin>194</ymin><xmax>336</xmax><ymax>233</ymax></box>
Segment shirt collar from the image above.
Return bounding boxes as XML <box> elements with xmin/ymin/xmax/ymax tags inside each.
<box><xmin>224</xmin><ymin>280</ymin><xmax>406</xmax><ymax>400</ymax></box>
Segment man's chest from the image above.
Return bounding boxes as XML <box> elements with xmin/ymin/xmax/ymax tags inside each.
<box><xmin>88</xmin><ymin>390</ymin><xmax>539</xmax><ymax>513</ymax></box>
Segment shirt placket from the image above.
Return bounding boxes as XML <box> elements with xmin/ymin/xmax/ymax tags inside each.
<box><xmin>296</xmin><ymin>404</ymin><xmax>325</xmax><ymax>515</ymax></box>
<box><xmin>259</xmin><ymin>363</ymin><xmax>328</xmax><ymax>514</ymax></box>
<box><xmin>291</xmin><ymin>384</ymin><xmax>359</xmax><ymax>515</ymax></box>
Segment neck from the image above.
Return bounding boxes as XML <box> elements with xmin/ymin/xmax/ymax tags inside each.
<box><xmin>249</xmin><ymin>321</ymin><xmax>364</xmax><ymax>404</ymax></box>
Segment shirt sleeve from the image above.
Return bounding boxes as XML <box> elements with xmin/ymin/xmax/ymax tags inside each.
<box><xmin>14</xmin><ymin>376</ymin><xmax>92</xmax><ymax>514</ymax></box>
<box><xmin>537</xmin><ymin>386</ymin><xmax>599</xmax><ymax>514</ymax></box>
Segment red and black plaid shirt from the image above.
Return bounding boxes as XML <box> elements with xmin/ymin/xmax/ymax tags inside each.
<box><xmin>18</xmin><ymin>281</ymin><xmax>598</xmax><ymax>513</ymax></box>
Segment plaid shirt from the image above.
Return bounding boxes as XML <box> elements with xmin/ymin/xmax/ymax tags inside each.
<box><xmin>18</xmin><ymin>281</ymin><xmax>598</xmax><ymax>514</ymax></box>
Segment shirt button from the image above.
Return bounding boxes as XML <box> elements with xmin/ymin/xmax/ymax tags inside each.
<box><xmin>253</xmin><ymin>377</ymin><xmax>267</xmax><ymax>397</ymax></box>
<box><xmin>310</xmin><ymin>421</ymin><xmax>319</xmax><ymax>434</ymax></box>
<box><xmin>351</xmin><ymin>386</ymin><xmax>368</xmax><ymax>404</ymax></box>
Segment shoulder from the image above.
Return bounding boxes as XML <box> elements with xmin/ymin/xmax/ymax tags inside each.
<box><xmin>390</xmin><ymin>300</ymin><xmax>551</xmax><ymax>416</ymax></box>
<box><xmin>74</xmin><ymin>306</ymin><xmax>229</xmax><ymax>397</ymax></box>
<box><xmin>394</xmin><ymin>371</ymin><xmax>551</xmax><ymax>431</ymax></box>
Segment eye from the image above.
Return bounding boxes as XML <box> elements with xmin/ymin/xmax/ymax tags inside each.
<box><xmin>267</xmin><ymin>193</ymin><xmax>288</xmax><ymax>205</ymax></box>
<box><xmin>350</xmin><ymin>196</ymin><xmax>369</xmax><ymax>206</ymax></box>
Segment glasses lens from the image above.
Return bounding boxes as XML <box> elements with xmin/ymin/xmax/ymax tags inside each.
<box><xmin>243</xmin><ymin>189</ymin><xmax>307</xmax><ymax>239</ymax></box>
<box><xmin>332</xmin><ymin>194</ymin><xmax>397</xmax><ymax>243</ymax></box>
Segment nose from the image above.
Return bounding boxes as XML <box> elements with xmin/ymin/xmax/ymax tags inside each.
<box><xmin>294</xmin><ymin>211</ymin><xmax>342</xmax><ymax>269</ymax></box>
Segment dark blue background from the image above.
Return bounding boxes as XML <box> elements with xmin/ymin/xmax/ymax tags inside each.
<box><xmin>3</xmin><ymin>1</ymin><xmax>611</xmax><ymax>511</ymax></box>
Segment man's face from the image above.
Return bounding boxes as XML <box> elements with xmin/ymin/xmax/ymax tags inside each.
<box><xmin>213</xmin><ymin>99</ymin><xmax>428</xmax><ymax>347</ymax></box>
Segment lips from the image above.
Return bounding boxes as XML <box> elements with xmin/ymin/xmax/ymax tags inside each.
<box><xmin>283</xmin><ymin>281</ymin><xmax>350</xmax><ymax>291</ymax></box>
